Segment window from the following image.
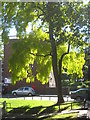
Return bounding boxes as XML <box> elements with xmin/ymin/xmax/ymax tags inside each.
<box><xmin>18</xmin><ymin>88</ymin><xmax>23</xmax><ymax>91</ymax></box>
<box><xmin>24</xmin><ymin>87</ymin><xmax>29</xmax><ymax>91</ymax></box>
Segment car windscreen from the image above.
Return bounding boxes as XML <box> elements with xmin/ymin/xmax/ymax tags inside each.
<box><xmin>24</xmin><ymin>87</ymin><xmax>29</xmax><ymax>91</ymax></box>
<box><xmin>18</xmin><ymin>88</ymin><xmax>24</xmax><ymax>91</ymax></box>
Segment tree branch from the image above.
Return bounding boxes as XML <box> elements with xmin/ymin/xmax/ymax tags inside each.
<box><xmin>61</xmin><ymin>42</ymin><xmax>70</xmax><ymax>61</ymax></box>
<box><xmin>30</xmin><ymin>52</ymin><xmax>52</xmax><ymax>57</ymax></box>
<box><xmin>59</xmin><ymin>42</ymin><xmax>70</xmax><ymax>76</ymax></box>
<box><xmin>37</xmin><ymin>14</ymin><xmax>44</xmax><ymax>18</ymax></box>
<box><xmin>35</xmin><ymin>5</ymin><xmax>45</xmax><ymax>14</ymax></box>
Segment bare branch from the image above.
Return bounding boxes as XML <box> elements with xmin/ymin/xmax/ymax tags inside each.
<box><xmin>37</xmin><ymin>14</ymin><xmax>44</xmax><ymax>18</ymax></box>
<box><xmin>30</xmin><ymin>52</ymin><xmax>52</xmax><ymax>57</ymax></box>
<box><xmin>35</xmin><ymin>5</ymin><xmax>45</xmax><ymax>14</ymax></box>
<box><xmin>59</xmin><ymin>42</ymin><xmax>70</xmax><ymax>74</ymax></box>
<box><xmin>60</xmin><ymin>41</ymin><xmax>70</xmax><ymax>61</ymax></box>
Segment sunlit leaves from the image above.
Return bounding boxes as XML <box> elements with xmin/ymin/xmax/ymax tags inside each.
<box><xmin>62</xmin><ymin>51</ymin><xmax>85</xmax><ymax>78</ymax></box>
<box><xmin>9</xmin><ymin>28</ymin><xmax>51</xmax><ymax>84</ymax></box>
<box><xmin>2</xmin><ymin>2</ymin><xmax>89</xmax><ymax>84</ymax></box>
<box><xmin>33</xmin><ymin>28</ymin><xmax>49</xmax><ymax>41</ymax></box>
<box><xmin>36</xmin><ymin>56</ymin><xmax>52</xmax><ymax>84</ymax></box>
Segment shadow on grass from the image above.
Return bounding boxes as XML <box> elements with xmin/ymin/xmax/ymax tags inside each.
<box><xmin>3</xmin><ymin>103</ymin><xmax>75</xmax><ymax>120</ymax></box>
<box><xmin>38</xmin><ymin>105</ymin><xmax>70</xmax><ymax>120</ymax></box>
<box><xmin>7</xmin><ymin>105</ymin><xmax>44</xmax><ymax>117</ymax></box>
<box><xmin>9</xmin><ymin>106</ymin><xmax>30</xmax><ymax>114</ymax></box>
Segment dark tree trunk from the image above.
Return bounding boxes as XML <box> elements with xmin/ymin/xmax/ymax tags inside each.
<box><xmin>88</xmin><ymin>65</ymin><xmax>90</xmax><ymax>80</ymax></box>
<box><xmin>57</xmin><ymin>59</ymin><xmax>64</xmax><ymax>104</ymax></box>
<box><xmin>48</xmin><ymin>3</ymin><xmax>70</xmax><ymax>105</ymax></box>
<box><xmin>57</xmin><ymin>43</ymin><xmax>70</xmax><ymax>104</ymax></box>
<box><xmin>49</xmin><ymin>20</ymin><xmax>64</xmax><ymax>105</ymax></box>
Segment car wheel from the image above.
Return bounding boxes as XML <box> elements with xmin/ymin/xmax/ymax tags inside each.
<box><xmin>76</xmin><ymin>96</ymin><xmax>81</xmax><ymax>102</ymax></box>
<box><xmin>28</xmin><ymin>93</ymin><xmax>32</xmax><ymax>96</ymax></box>
<box><xmin>13</xmin><ymin>92</ymin><xmax>17</xmax><ymax>96</ymax></box>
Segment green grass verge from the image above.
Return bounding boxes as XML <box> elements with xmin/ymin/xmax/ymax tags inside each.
<box><xmin>0</xmin><ymin>98</ymin><xmax>81</xmax><ymax>119</ymax></box>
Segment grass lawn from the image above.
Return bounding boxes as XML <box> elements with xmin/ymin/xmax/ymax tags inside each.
<box><xmin>0</xmin><ymin>98</ymin><xmax>82</xmax><ymax>119</ymax></box>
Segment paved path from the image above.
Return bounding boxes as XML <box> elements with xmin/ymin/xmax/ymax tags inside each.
<box><xmin>78</xmin><ymin>110</ymin><xmax>88</xmax><ymax>118</ymax></box>
<box><xmin>77</xmin><ymin>101</ymin><xmax>90</xmax><ymax>118</ymax></box>
<box><xmin>61</xmin><ymin>109</ymin><xmax>90</xmax><ymax>118</ymax></box>
<box><xmin>87</xmin><ymin>109</ymin><xmax>90</xmax><ymax>118</ymax></box>
<box><xmin>42</xmin><ymin>100</ymin><xmax>90</xmax><ymax>118</ymax></box>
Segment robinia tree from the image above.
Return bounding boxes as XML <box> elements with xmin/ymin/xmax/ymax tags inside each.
<box><xmin>2</xmin><ymin>2</ymin><xmax>89</xmax><ymax>104</ymax></box>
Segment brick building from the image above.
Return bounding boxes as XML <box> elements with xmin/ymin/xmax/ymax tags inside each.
<box><xmin>4</xmin><ymin>39</ymin><xmax>58</xmax><ymax>95</ymax></box>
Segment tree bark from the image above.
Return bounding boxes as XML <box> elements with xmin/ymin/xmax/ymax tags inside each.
<box><xmin>48</xmin><ymin>3</ymin><xmax>70</xmax><ymax>105</ymax></box>
<box><xmin>49</xmin><ymin>19</ymin><xmax>64</xmax><ymax>105</ymax></box>
<box><xmin>57</xmin><ymin>43</ymin><xmax>70</xmax><ymax>104</ymax></box>
<box><xmin>57</xmin><ymin>59</ymin><xmax>64</xmax><ymax>104</ymax></box>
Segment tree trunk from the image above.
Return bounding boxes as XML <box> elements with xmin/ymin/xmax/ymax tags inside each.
<box><xmin>49</xmin><ymin>20</ymin><xmax>64</xmax><ymax>105</ymax></box>
<box><xmin>57</xmin><ymin>59</ymin><xmax>64</xmax><ymax>104</ymax></box>
<box><xmin>57</xmin><ymin>42</ymin><xmax>70</xmax><ymax>104</ymax></box>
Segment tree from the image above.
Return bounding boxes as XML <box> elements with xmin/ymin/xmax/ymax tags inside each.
<box><xmin>0</xmin><ymin>39</ymin><xmax>3</xmax><ymax>60</ymax></box>
<box><xmin>80</xmin><ymin>2</ymin><xmax>90</xmax><ymax>81</ymax></box>
<box><xmin>84</xmin><ymin>47</ymin><xmax>90</xmax><ymax>80</ymax></box>
<box><xmin>2</xmin><ymin>2</ymin><xmax>88</xmax><ymax>104</ymax></box>
<box><xmin>0</xmin><ymin>4</ymin><xmax>3</xmax><ymax>60</ymax></box>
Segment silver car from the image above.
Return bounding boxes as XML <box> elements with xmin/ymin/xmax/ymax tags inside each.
<box><xmin>12</xmin><ymin>87</ymin><xmax>35</xmax><ymax>96</ymax></box>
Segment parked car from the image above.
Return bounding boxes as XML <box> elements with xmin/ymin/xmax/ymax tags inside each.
<box><xmin>12</xmin><ymin>87</ymin><xmax>35</xmax><ymax>96</ymax></box>
<box><xmin>69</xmin><ymin>88</ymin><xmax>90</xmax><ymax>101</ymax></box>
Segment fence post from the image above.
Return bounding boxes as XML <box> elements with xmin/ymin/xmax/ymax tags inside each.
<box><xmin>2</xmin><ymin>101</ymin><xmax>6</xmax><ymax>115</ymax></box>
<box><xmin>59</xmin><ymin>103</ymin><xmax>60</xmax><ymax>112</ymax></box>
<box><xmin>24</xmin><ymin>97</ymin><xmax>25</xmax><ymax>100</ymax></box>
<box><xmin>67</xmin><ymin>96</ymin><xmax>68</xmax><ymax>102</ymax></box>
<box><xmin>71</xmin><ymin>103</ymin><xmax>72</xmax><ymax>110</ymax></box>
<box><xmin>32</xmin><ymin>96</ymin><xmax>33</xmax><ymax>100</ymax></box>
<box><xmin>41</xmin><ymin>96</ymin><xmax>42</xmax><ymax>100</ymax></box>
<box><xmin>84</xmin><ymin>99</ymin><xmax>86</xmax><ymax>109</ymax></box>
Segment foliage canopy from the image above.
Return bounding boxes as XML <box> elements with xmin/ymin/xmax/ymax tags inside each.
<box><xmin>2</xmin><ymin>2</ymin><xmax>89</xmax><ymax>84</ymax></box>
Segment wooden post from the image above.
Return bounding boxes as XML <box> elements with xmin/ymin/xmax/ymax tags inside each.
<box><xmin>2</xmin><ymin>101</ymin><xmax>6</xmax><ymax>115</ymax></box>
<box><xmin>24</xmin><ymin>97</ymin><xmax>25</xmax><ymax>100</ymax></box>
<box><xmin>84</xmin><ymin>99</ymin><xmax>86</xmax><ymax>109</ymax></box>
<box><xmin>32</xmin><ymin>96</ymin><xmax>33</xmax><ymax>100</ymax></box>
<box><xmin>67</xmin><ymin>96</ymin><xmax>68</xmax><ymax>102</ymax></box>
<box><xmin>71</xmin><ymin>103</ymin><xmax>72</xmax><ymax>110</ymax></box>
<box><xmin>59</xmin><ymin>103</ymin><xmax>60</xmax><ymax>112</ymax></box>
<box><xmin>41</xmin><ymin>96</ymin><xmax>42</xmax><ymax>100</ymax></box>
<box><xmin>7</xmin><ymin>94</ymin><xmax>10</xmax><ymax>99</ymax></box>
